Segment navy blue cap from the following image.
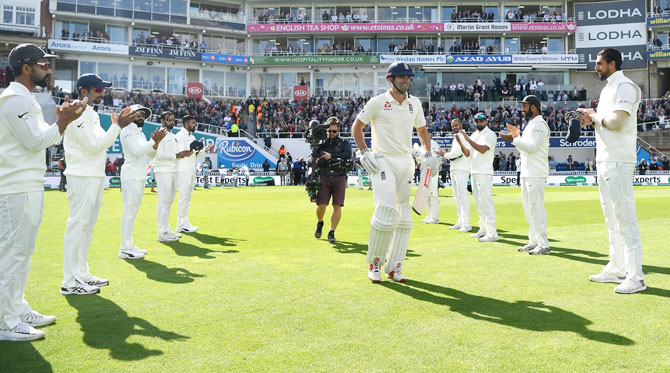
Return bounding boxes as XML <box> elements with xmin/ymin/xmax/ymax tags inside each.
<box><xmin>564</xmin><ymin>111</ymin><xmax>584</xmax><ymax>143</ymax></box>
<box><xmin>190</xmin><ymin>140</ymin><xmax>204</xmax><ymax>151</ymax></box>
<box><xmin>8</xmin><ymin>44</ymin><xmax>58</xmax><ymax>72</ymax></box>
<box><xmin>76</xmin><ymin>73</ymin><xmax>112</xmax><ymax>92</ymax></box>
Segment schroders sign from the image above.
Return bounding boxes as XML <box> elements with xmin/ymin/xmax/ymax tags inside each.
<box><xmin>47</xmin><ymin>39</ymin><xmax>129</xmax><ymax>55</ymax></box>
<box><xmin>575</xmin><ymin>0</ymin><xmax>647</xmax><ymax>70</ymax></box>
<box><xmin>187</xmin><ymin>83</ymin><xmax>203</xmax><ymax>99</ymax></box>
<box><xmin>293</xmin><ymin>86</ymin><xmax>308</xmax><ymax>101</ymax></box>
<box><xmin>129</xmin><ymin>46</ymin><xmax>202</xmax><ymax>61</ymax></box>
<box><xmin>247</xmin><ymin>23</ymin><xmax>442</xmax><ymax>33</ymax></box>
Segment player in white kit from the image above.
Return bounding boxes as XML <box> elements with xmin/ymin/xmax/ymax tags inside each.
<box><xmin>352</xmin><ymin>62</ymin><xmax>434</xmax><ymax>283</ymax></box>
<box><xmin>435</xmin><ymin>118</ymin><xmax>471</xmax><ymax>232</ymax></box>
<box><xmin>416</xmin><ymin>140</ymin><xmax>442</xmax><ymax>224</ymax></box>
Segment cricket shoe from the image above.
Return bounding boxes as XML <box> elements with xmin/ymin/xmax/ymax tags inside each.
<box><xmin>157</xmin><ymin>232</ymin><xmax>179</xmax><ymax>242</ymax></box>
<box><xmin>169</xmin><ymin>231</ymin><xmax>183</xmax><ymax>238</ymax></box>
<box><xmin>449</xmin><ymin>223</ymin><xmax>462</xmax><ymax>230</ymax></box>
<box><xmin>588</xmin><ymin>272</ymin><xmax>626</xmax><ymax>284</ymax></box>
<box><xmin>60</xmin><ymin>280</ymin><xmax>100</xmax><ymax>295</ymax></box>
<box><xmin>118</xmin><ymin>249</ymin><xmax>145</xmax><ymax>259</ymax></box>
<box><xmin>529</xmin><ymin>246</ymin><xmax>551</xmax><ymax>255</ymax></box>
<box><xmin>0</xmin><ymin>322</ymin><xmax>45</xmax><ymax>341</ymax></box>
<box><xmin>479</xmin><ymin>234</ymin><xmax>499</xmax><ymax>242</ymax></box>
<box><xmin>368</xmin><ymin>259</ymin><xmax>381</xmax><ymax>283</ymax></box>
<box><xmin>614</xmin><ymin>279</ymin><xmax>647</xmax><ymax>294</ymax></box>
<box><xmin>421</xmin><ymin>216</ymin><xmax>431</xmax><ymax>223</ymax></box>
<box><xmin>518</xmin><ymin>243</ymin><xmax>537</xmax><ymax>252</ymax></box>
<box><xmin>84</xmin><ymin>276</ymin><xmax>109</xmax><ymax>287</ymax></box>
<box><xmin>386</xmin><ymin>262</ymin><xmax>407</xmax><ymax>282</ymax></box>
<box><xmin>426</xmin><ymin>218</ymin><xmax>440</xmax><ymax>224</ymax></box>
<box><xmin>458</xmin><ymin>225</ymin><xmax>472</xmax><ymax>233</ymax></box>
<box><xmin>471</xmin><ymin>230</ymin><xmax>485</xmax><ymax>238</ymax></box>
<box><xmin>133</xmin><ymin>246</ymin><xmax>148</xmax><ymax>254</ymax></box>
<box><xmin>176</xmin><ymin>225</ymin><xmax>198</xmax><ymax>233</ymax></box>
<box><xmin>21</xmin><ymin>310</ymin><xmax>56</xmax><ymax>327</ymax></box>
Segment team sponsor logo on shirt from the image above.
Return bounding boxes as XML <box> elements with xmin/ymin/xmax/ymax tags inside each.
<box><xmin>408</xmin><ymin>103</ymin><xmax>413</xmax><ymax>113</ymax></box>
<box><xmin>383</xmin><ymin>101</ymin><xmax>392</xmax><ymax>110</ymax></box>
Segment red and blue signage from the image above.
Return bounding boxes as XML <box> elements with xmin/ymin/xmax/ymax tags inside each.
<box><xmin>202</xmin><ymin>53</ymin><xmax>250</xmax><ymax>65</ymax></box>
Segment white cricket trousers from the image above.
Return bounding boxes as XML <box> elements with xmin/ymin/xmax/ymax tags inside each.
<box><xmin>63</xmin><ymin>176</ymin><xmax>104</xmax><ymax>288</ymax></box>
<box><xmin>471</xmin><ymin>173</ymin><xmax>496</xmax><ymax>236</ymax></box>
<box><xmin>426</xmin><ymin>168</ymin><xmax>440</xmax><ymax>220</ymax></box>
<box><xmin>597</xmin><ymin>162</ymin><xmax>644</xmax><ymax>281</ymax></box>
<box><xmin>156</xmin><ymin>172</ymin><xmax>178</xmax><ymax>235</ymax></box>
<box><xmin>0</xmin><ymin>192</ymin><xmax>42</xmax><ymax>330</ymax></box>
<box><xmin>450</xmin><ymin>170</ymin><xmax>470</xmax><ymax>226</ymax></box>
<box><xmin>521</xmin><ymin>177</ymin><xmax>549</xmax><ymax>248</ymax></box>
<box><xmin>121</xmin><ymin>178</ymin><xmax>146</xmax><ymax>250</ymax></box>
<box><xmin>177</xmin><ymin>170</ymin><xmax>195</xmax><ymax>230</ymax></box>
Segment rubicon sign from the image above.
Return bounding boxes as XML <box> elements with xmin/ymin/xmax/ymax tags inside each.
<box><xmin>187</xmin><ymin>83</ymin><xmax>204</xmax><ymax>99</ymax></box>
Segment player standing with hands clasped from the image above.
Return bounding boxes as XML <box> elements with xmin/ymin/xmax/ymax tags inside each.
<box><xmin>457</xmin><ymin>113</ymin><xmax>498</xmax><ymax>242</ymax></box>
<box><xmin>0</xmin><ymin>44</ymin><xmax>86</xmax><ymax>340</ymax></box>
<box><xmin>576</xmin><ymin>48</ymin><xmax>645</xmax><ymax>294</ymax></box>
<box><xmin>352</xmin><ymin>62</ymin><xmax>434</xmax><ymax>283</ymax></box>
<box><xmin>500</xmin><ymin>95</ymin><xmax>550</xmax><ymax>255</ymax></box>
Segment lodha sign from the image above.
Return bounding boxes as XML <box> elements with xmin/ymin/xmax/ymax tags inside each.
<box><xmin>187</xmin><ymin>83</ymin><xmax>203</xmax><ymax>99</ymax></box>
<box><xmin>293</xmin><ymin>86</ymin><xmax>308</xmax><ymax>101</ymax></box>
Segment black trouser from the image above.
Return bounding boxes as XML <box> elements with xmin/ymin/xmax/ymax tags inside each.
<box><xmin>59</xmin><ymin>171</ymin><xmax>66</xmax><ymax>191</ymax></box>
<box><xmin>516</xmin><ymin>171</ymin><xmax>521</xmax><ymax>186</ymax></box>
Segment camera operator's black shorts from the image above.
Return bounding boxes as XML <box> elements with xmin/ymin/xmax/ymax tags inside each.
<box><xmin>316</xmin><ymin>175</ymin><xmax>346</xmax><ymax>206</ymax></box>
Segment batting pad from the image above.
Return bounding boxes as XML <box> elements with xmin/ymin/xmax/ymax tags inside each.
<box><xmin>385</xmin><ymin>203</ymin><xmax>413</xmax><ymax>273</ymax></box>
<box><xmin>367</xmin><ymin>204</ymin><xmax>398</xmax><ymax>264</ymax></box>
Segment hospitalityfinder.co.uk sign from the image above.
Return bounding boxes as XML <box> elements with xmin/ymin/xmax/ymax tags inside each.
<box><xmin>249</xmin><ymin>55</ymin><xmax>379</xmax><ymax>65</ymax></box>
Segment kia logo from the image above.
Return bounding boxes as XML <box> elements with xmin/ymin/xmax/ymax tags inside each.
<box><xmin>188</xmin><ymin>86</ymin><xmax>202</xmax><ymax>94</ymax></box>
<box><xmin>295</xmin><ymin>89</ymin><xmax>307</xmax><ymax>96</ymax></box>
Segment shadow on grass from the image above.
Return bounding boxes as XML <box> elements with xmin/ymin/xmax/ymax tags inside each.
<box><xmin>0</xmin><ymin>342</ymin><xmax>53</xmax><ymax>372</ymax></box>
<box><xmin>498</xmin><ymin>232</ymin><xmax>559</xmax><ymax>243</ymax></box>
<box><xmin>189</xmin><ymin>232</ymin><xmax>243</xmax><ymax>247</ymax></box>
<box><xmin>125</xmin><ymin>258</ymin><xmax>205</xmax><ymax>284</ymax></box>
<box><xmin>381</xmin><ymin>279</ymin><xmax>634</xmax><ymax>346</ymax></box>
<box><xmin>66</xmin><ymin>295</ymin><xmax>188</xmax><ymax>360</ymax></box>
<box><xmin>160</xmin><ymin>241</ymin><xmax>239</xmax><ymax>259</ymax></box>
<box><xmin>329</xmin><ymin>240</ymin><xmax>420</xmax><ymax>258</ymax></box>
<box><xmin>550</xmin><ymin>246</ymin><xmax>670</xmax><ymax>277</ymax></box>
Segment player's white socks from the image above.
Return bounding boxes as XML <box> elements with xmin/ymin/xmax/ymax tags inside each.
<box><xmin>385</xmin><ymin>203</ymin><xmax>412</xmax><ymax>274</ymax></box>
<box><xmin>367</xmin><ymin>204</ymin><xmax>397</xmax><ymax>264</ymax></box>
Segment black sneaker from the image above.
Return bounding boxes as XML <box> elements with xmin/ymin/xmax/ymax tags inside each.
<box><xmin>314</xmin><ymin>221</ymin><xmax>324</xmax><ymax>239</ymax></box>
<box><xmin>328</xmin><ymin>230</ymin><xmax>336</xmax><ymax>243</ymax></box>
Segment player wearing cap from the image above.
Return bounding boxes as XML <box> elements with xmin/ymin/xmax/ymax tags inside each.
<box><xmin>0</xmin><ymin>44</ymin><xmax>85</xmax><ymax>341</ymax></box>
<box><xmin>352</xmin><ymin>62</ymin><xmax>434</xmax><ymax>283</ymax></box>
<box><xmin>435</xmin><ymin>118</ymin><xmax>471</xmax><ymax>232</ymax></box>
<box><xmin>175</xmin><ymin>115</ymin><xmax>213</xmax><ymax>233</ymax></box>
<box><xmin>458</xmin><ymin>113</ymin><xmax>499</xmax><ymax>242</ymax></box>
<box><xmin>154</xmin><ymin>111</ymin><xmax>193</xmax><ymax>241</ymax></box>
<box><xmin>500</xmin><ymin>95</ymin><xmax>550</xmax><ymax>255</ymax></box>
<box><xmin>60</xmin><ymin>74</ymin><xmax>139</xmax><ymax>295</ymax></box>
<box><xmin>577</xmin><ymin>48</ymin><xmax>645</xmax><ymax>294</ymax></box>
<box><xmin>119</xmin><ymin>105</ymin><xmax>166</xmax><ymax>259</ymax></box>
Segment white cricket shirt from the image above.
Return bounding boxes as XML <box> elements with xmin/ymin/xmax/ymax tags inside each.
<box><xmin>512</xmin><ymin>115</ymin><xmax>549</xmax><ymax>178</ymax></box>
<box><xmin>120</xmin><ymin>123</ymin><xmax>156</xmax><ymax>180</ymax></box>
<box><xmin>64</xmin><ymin>105</ymin><xmax>121</xmax><ymax>177</ymax></box>
<box><xmin>468</xmin><ymin>126</ymin><xmax>497</xmax><ymax>175</ymax></box>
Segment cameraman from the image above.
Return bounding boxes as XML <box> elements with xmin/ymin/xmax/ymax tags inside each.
<box><xmin>314</xmin><ymin>117</ymin><xmax>352</xmax><ymax>243</ymax></box>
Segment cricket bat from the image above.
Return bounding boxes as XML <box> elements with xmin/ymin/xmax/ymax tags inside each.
<box><xmin>412</xmin><ymin>166</ymin><xmax>432</xmax><ymax>215</ymax></box>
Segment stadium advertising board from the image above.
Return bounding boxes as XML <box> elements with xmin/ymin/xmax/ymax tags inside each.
<box><xmin>47</xmin><ymin>39</ymin><xmax>129</xmax><ymax>55</ymax></box>
<box><xmin>647</xmin><ymin>15</ymin><xmax>670</xmax><ymax>26</ymax></box>
<box><xmin>443</xmin><ymin>22</ymin><xmax>510</xmax><ymax>32</ymax></box>
<box><xmin>576</xmin><ymin>0</ymin><xmax>647</xmax><ymax>70</ymax></box>
<box><xmin>202</xmin><ymin>53</ymin><xmax>250</xmax><ymax>65</ymax></box>
<box><xmin>247</xmin><ymin>23</ymin><xmax>442</xmax><ymax>33</ymax></box>
<box><xmin>445</xmin><ymin>54</ymin><xmax>512</xmax><ymax>64</ymax></box>
<box><xmin>380</xmin><ymin>54</ymin><xmax>446</xmax><ymax>64</ymax></box>
<box><xmin>647</xmin><ymin>49</ymin><xmax>670</xmax><ymax>60</ymax></box>
<box><xmin>129</xmin><ymin>46</ymin><xmax>202</xmax><ymax>61</ymax></box>
<box><xmin>348</xmin><ymin>137</ymin><xmax>597</xmax><ymax>149</ymax></box>
<box><xmin>250</xmin><ymin>55</ymin><xmax>378</xmax><ymax>65</ymax></box>
<box><xmin>187</xmin><ymin>83</ymin><xmax>203</xmax><ymax>99</ymax></box>
<box><xmin>216</xmin><ymin>138</ymin><xmax>276</xmax><ymax>170</ymax></box>
<box><xmin>511</xmin><ymin>54</ymin><xmax>580</xmax><ymax>64</ymax></box>
<box><xmin>510</xmin><ymin>22</ymin><xmax>577</xmax><ymax>32</ymax></box>
<box><xmin>293</xmin><ymin>86</ymin><xmax>308</xmax><ymax>101</ymax></box>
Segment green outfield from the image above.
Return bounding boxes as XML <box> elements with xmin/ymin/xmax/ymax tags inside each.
<box><xmin>1</xmin><ymin>185</ymin><xmax>670</xmax><ymax>371</ymax></box>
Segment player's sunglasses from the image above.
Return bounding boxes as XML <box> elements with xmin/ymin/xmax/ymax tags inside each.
<box><xmin>31</xmin><ymin>61</ymin><xmax>51</xmax><ymax>71</ymax></box>
<box><xmin>91</xmin><ymin>87</ymin><xmax>105</xmax><ymax>93</ymax></box>
<box><xmin>327</xmin><ymin>130</ymin><xmax>338</xmax><ymax>133</ymax></box>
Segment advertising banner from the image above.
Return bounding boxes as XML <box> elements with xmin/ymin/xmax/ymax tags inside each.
<box><xmin>576</xmin><ymin>0</ymin><xmax>647</xmax><ymax>70</ymax></box>
<box><xmin>187</xmin><ymin>83</ymin><xmax>204</xmax><ymax>99</ymax></box>
<box><xmin>250</xmin><ymin>55</ymin><xmax>378</xmax><ymax>65</ymax></box>
<box><xmin>380</xmin><ymin>54</ymin><xmax>446</xmax><ymax>64</ymax></box>
<box><xmin>129</xmin><ymin>46</ymin><xmax>202</xmax><ymax>61</ymax></box>
<box><xmin>293</xmin><ymin>85</ymin><xmax>308</xmax><ymax>101</ymax></box>
<box><xmin>47</xmin><ymin>39</ymin><xmax>129</xmax><ymax>55</ymax></box>
<box><xmin>247</xmin><ymin>23</ymin><xmax>442</xmax><ymax>34</ymax></box>
<box><xmin>216</xmin><ymin>138</ymin><xmax>276</xmax><ymax>170</ymax></box>
<box><xmin>511</xmin><ymin>54</ymin><xmax>580</xmax><ymax>64</ymax></box>
<box><xmin>444</xmin><ymin>54</ymin><xmax>512</xmax><ymax>64</ymax></box>
<box><xmin>510</xmin><ymin>22</ymin><xmax>577</xmax><ymax>32</ymax></box>
<box><xmin>647</xmin><ymin>15</ymin><xmax>670</xmax><ymax>26</ymax></box>
<box><xmin>443</xmin><ymin>22</ymin><xmax>509</xmax><ymax>32</ymax></box>
<box><xmin>202</xmin><ymin>52</ymin><xmax>250</xmax><ymax>65</ymax></box>
<box><xmin>647</xmin><ymin>49</ymin><xmax>670</xmax><ymax>60</ymax></box>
